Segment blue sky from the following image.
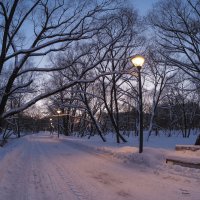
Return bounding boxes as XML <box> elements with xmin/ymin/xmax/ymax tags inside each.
<box><xmin>131</xmin><ymin>0</ymin><xmax>159</xmax><ymax>16</ymax></box>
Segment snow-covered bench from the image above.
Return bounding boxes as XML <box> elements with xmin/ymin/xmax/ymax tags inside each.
<box><xmin>166</xmin><ymin>157</ymin><xmax>200</xmax><ymax>169</ymax></box>
<box><xmin>175</xmin><ymin>145</ymin><xmax>200</xmax><ymax>152</ymax></box>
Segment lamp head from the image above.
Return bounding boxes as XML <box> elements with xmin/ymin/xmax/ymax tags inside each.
<box><xmin>57</xmin><ymin>110</ymin><xmax>61</xmax><ymax>114</ymax></box>
<box><xmin>131</xmin><ymin>55</ymin><xmax>145</xmax><ymax>68</ymax></box>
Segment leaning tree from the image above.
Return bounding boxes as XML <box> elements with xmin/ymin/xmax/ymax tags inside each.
<box><xmin>0</xmin><ymin>0</ymin><xmax>127</xmax><ymax>129</ymax></box>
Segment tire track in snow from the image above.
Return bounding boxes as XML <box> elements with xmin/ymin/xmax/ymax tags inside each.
<box><xmin>48</xmin><ymin>137</ymin><xmax>137</xmax><ymax>200</ymax></box>
<box><xmin>32</xmin><ymin>135</ymin><xmax>91</xmax><ymax>200</ymax></box>
<box><xmin>55</xmin><ymin>165</ymin><xmax>89</xmax><ymax>200</ymax></box>
<box><xmin>30</xmin><ymin>136</ymin><xmax>65</xmax><ymax>200</ymax></box>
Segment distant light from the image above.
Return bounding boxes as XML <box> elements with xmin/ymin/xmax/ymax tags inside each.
<box><xmin>50</xmin><ymin>118</ymin><xmax>52</xmax><ymax>121</ymax></box>
<box><xmin>57</xmin><ymin>110</ymin><xmax>61</xmax><ymax>114</ymax></box>
<box><xmin>131</xmin><ymin>55</ymin><xmax>145</xmax><ymax>68</ymax></box>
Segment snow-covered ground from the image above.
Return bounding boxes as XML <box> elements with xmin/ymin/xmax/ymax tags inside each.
<box><xmin>0</xmin><ymin>132</ymin><xmax>199</xmax><ymax>200</ymax></box>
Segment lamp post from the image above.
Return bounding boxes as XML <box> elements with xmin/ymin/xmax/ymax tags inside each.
<box><xmin>49</xmin><ymin>118</ymin><xmax>53</xmax><ymax>135</ymax></box>
<box><xmin>57</xmin><ymin>110</ymin><xmax>61</xmax><ymax>138</ymax></box>
<box><xmin>131</xmin><ymin>55</ymin><xmax>145</xmax><ymax>153</ymax></box>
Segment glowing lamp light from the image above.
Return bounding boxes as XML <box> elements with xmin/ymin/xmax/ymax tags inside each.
<box><xmin>57</xmin><ymin>110</ymin><xmax>61</xmax><ymax>114</ymax></box>
<box><xmin>131</xmin><ymin>55</ymin><xmax>145</xmax><ymax>68</ymax></box>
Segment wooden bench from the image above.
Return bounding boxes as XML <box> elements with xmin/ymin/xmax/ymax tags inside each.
<box><xmin>175</xmin><ymin>145</ymin><xmax>200</xmax><ymax>151</ymax></box>
<box><xmin>166</xmin><ymin>157</ymin><xmax>200</xmax><ymax>169</ymax></box>
<box><xmin>166</xmin><ymin>145</ymin><xmax>200</xmax><ymax>169</ymax></box>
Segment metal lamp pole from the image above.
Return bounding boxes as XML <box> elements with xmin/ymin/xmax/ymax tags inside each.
<box><xmin>57</xmin><ymin>110</ymin><xmax>61</xmax><ymax>138</ymax></box>
<box><xmin>131</xmin><ymin>55</ymin><xmax>145</xmax><ymax>153</ymax></box>
<box><xmin>50</xmin><ymin>118</ymin><xmax>53</xmax><ymax>135</ymax></box>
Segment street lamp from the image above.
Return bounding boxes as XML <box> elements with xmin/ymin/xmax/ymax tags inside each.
<box><xmin>57</xmin><ymin>109</ymin><xmax>61</xmax><ymax>138</ymax></box>
<box><xmin>49</xmin><ymin>118</ymin><xmax>53</xmax><ymax>134</ymax></box>
<box><xmin>131</xmin><ymin>55</ymin><xmax>145</xmax><ymax>153</ymax></box>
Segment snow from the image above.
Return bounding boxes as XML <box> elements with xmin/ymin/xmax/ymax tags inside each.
<box><xmin>0</xmin><ymin>132</ymin><xmax>199</xmax><ymax>200</ymax></box>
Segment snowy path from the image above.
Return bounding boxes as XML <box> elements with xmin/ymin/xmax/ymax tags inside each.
<box><xmin>0</xmin><ymin>134</ymin><xmax>199</xmax><ymax>200</ymax></box>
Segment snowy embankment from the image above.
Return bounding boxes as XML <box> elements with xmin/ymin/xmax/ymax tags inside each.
<box><xmin>61</xmin><ymin>132</ymin><xmax>199</xmax><ymax>168</ymax></box>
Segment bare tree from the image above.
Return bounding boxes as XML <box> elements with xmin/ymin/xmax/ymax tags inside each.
<box><xmin>77</xmin><ymin>81</ymin><xmax>106</xmax><ymax>142</ymax></box>
<box><xmin>47</xmin><ymin>60</ymin><xmax>106</xmax><ymax>141</ymax></box>
<box><xmin>148</xmin><ymin>0</ymin><xmax>200</xmax><ymax>81</ymax></box>
<box><xmin>144</xmin><ymin>46</ymin><xmax>177</xmax><ymax>139</ymax></box>
<box><xmin>0</xmin><ymin>0</ymin><xmax>125</xmax><ymax>128</ymax></box>
<box><xmin>167</xmin><ymin>74</ymin><xmax>199</xmax><ymax>137</ymax></box>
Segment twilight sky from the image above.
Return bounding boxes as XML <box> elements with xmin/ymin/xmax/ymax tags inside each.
<box><xmin>131</xmin><ymin>0</ymin><xmax>159</xmax><ymax>16</ymax></box>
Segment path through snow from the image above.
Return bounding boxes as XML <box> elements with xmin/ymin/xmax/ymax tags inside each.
<box><xmin>0</xmin><ymin>133</ymin><xmax>199</xmax><ymax>200</ymax></box>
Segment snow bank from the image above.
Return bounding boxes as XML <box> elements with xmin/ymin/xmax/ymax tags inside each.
<box><xmin>60</xmin><ymin>132</ymin><xmax>199</xmax><ymax>171</ymax></box>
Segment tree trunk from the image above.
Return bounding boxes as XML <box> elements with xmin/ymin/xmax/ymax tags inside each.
<box><xmin>195</xmin><ymin>135</ymin><xmax>200</xmax><ymax>145</ymax></box>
